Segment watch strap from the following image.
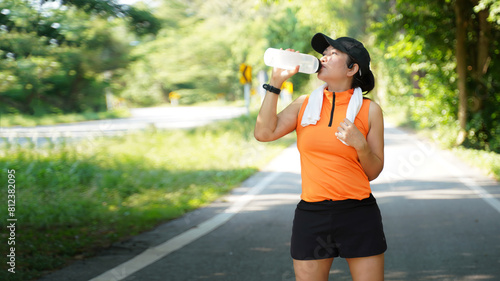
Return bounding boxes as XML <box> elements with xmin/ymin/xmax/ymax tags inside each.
<box><xmin>263</xmin><ymin>84</ymin><xmax>281</xmax><ymax>95</ymax></box>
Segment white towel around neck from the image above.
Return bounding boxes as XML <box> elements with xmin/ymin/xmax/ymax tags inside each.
<box><xmin>301</xmin><ymin>84</ymin><xmax>363</xmax><ymax>145</ymax></box>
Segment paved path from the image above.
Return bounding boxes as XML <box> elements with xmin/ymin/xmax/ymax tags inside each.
<box><xmin>39</xmin><ymin>123</ymin><xmax>500</xmax><ymax>281</ymax></box>
<box><xmin>0</xmin><ymin>106</ymin><xmax>246</xmax><ymax>143</ymax></box>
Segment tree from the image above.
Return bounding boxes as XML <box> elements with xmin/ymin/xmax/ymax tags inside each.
<box><xmin>0</xmin><ymin>0</ymin><xmax>159</xmax><ymax>114</ymax></box>
<box><xmin>371</xmin><ymin>0</ymin><xmax>500</xmax><ymax>151</ymax></box>
<box><xmin>455</xmin><ymin>0</ymin><xmax>469</xmax><ymax>144</ymax></box>
<box><xmin>117</xmin><ymin>0</ymin><xmax>355</xmax><ymax>106</ymax></box>
<box><xmin>42</xmin><ymin>0</ymin><xmax>162</xmax><ymax>36</ymax></box>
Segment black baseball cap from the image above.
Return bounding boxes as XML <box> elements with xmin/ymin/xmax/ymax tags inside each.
<box><xmin>311</xmin><ymin>33</ymin><xmax>374</xmax><ymax>91</ymax></box>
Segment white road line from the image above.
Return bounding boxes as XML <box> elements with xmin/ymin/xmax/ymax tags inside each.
<box><xmin>437</xmin><ymin>155</ymin><xmax>500</xmax><ymax>215</ymax></box>
<box><xmin>389</xmin><ymin>126</ymin><xmax>500</xmax><ymax>215</ymax></box>
<box><xmin>409</xmin><ymin>134</ymin><xmax>500</xmax><ymax>215</ymax></box>
<box><xmin>88</xmin><ymin>171</ymin><xmax>282</xmax><ymax>281</ymax></box>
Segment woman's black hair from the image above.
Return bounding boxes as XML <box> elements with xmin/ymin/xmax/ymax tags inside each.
<box><xmin>346</xmin><ymin>56</ymin><xmax>375</xmax><ymax>94</ymax></box>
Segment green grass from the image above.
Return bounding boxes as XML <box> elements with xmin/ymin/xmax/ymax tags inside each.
<box><xmin>449</xmin><ymin>147</ymin><xmax>500</xmax><ymax>181</ymax></box>
<box><xmin>0</xmin><ymin>112</ymin><xmax>296</xmax><ymax>281</ymax></box>
<box><xmin>0</xmin><ymin>108</ymin><xmax>131</xmax><ymax>127</ymax></box>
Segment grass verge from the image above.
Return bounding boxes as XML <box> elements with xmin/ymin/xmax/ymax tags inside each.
<box><xmin>0</xmin><ymin>112</ymin><xmax>296</xmax><ymax>281</ymax></box>
<box><xmin>449</xmin><ymin>147</ymin><xmax>500</xmax><ymax>181</ymax></box>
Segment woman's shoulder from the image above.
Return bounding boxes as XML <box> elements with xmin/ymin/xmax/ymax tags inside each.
<box><xmin>367</xmin><ymin>100</ymin><xmax>383</xmax><ymax>128</ymax></box>
<box><xmin>292</xmin><ymin>94</ymin><xmax>309</xmax><ymax>111</ymax></box>
<box><xmin>280</xmin><ymin>94</ymin><xmax>308</xmax><ymax>120</ymax></box>
<box><xmin>368</xmin><ymin>100</ymin><xmax>382</xmax><ymax>115</ymax></box>
<box><xmin>297</xmin><ymin>94</ymin><xmax>309</xmax><ymax>102</ymax></box>
<box><xmin>361</xmin><ymin>98</ymin><xmax>382</xmax><ymax>112</ymax></box>
<box><xmin>286</xmin><ymin>94</ymin><xmax>309</xmax><ymax>124</ymax></box>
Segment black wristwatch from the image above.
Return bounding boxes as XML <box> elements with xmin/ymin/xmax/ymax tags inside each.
<box><xmin>263</xmin><ymin>83</ymin><xmax>281</xmax><ymax>95</ymax></box>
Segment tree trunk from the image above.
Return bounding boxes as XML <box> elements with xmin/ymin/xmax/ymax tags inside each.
<box><xmin>476</xmin><ymin>3</ymin><xmax>490</xmax><ymax>76</ymax></box>
<box><xmin>454</xmin><ymin>0</ymin><xmax>468</xmax><ymax>145</ymax></box>
<box><xmin>472</xmin><ymin>1</ymin><xmax>491</xmax><ymax>112</ymax></box>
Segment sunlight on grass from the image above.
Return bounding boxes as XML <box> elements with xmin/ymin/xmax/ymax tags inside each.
<box><xmin>450</xmin><ymin>147</ymin><xmax>500</xmax><ymax>181</ymax></box>
<box><xmin>0</xmin><ymin>112</ymin><xmax>295</xmax><ymax>280</ymax></box>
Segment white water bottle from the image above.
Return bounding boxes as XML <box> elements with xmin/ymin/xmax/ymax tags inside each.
<box><xmin>263</xmin><ymin>48</ymin><xmax>321</xmax><ymax>74</ymax></box>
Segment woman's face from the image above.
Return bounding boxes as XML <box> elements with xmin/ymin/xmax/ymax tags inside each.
<box><xmin>317</xmin><ymin>45</ymin><xmax>350</xmax><ymax>83</ymax></box>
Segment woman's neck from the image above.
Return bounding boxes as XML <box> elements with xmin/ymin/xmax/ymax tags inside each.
<box><xmin>325</xmin><ymin>79</ymin><xmax>352</xmax><ymax>93</ymax></box>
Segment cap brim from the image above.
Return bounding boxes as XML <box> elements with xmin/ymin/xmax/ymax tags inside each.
<box><xmin>311</xmin><ymin>33</ymin><xmax>348</xmax><ymax>54</ymax></box>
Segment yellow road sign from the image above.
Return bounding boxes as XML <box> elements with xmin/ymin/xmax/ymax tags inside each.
<box><xmin>282</xmin><ymin>81</ymin><xmax>293</xmax><ymax>93</ymax></box>
<box><xmin>239</xmin><ymin>63</ymin><xmax>252</xmax><ymax>84</ymax></box>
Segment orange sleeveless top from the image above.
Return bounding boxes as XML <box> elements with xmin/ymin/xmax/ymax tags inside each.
<box><xmin>296</xmin><ymin>88</ymin><xmax>371</xmax><ymax>202</ymax></box>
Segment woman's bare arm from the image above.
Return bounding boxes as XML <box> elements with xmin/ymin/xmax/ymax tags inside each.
<box><xmin>356</xmin><ymin>102</ymin><xmax>384</xmax><ymax>181</ymax></box>
<box><xmin>254</xmin><ymin>93</ymin><xmax>306</xmax><ymax>142</ymax></box>
<box><xmin>254</xmin><ymin>49</ymin><xmax>304</xmax><ymax>142</ymax></box>
<box><xmin>336</xmin><ymin>101</ymin><xmax>384</xmax><ymax>181</ymax></box>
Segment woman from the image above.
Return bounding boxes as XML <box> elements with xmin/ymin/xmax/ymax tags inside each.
<box><xmin>255</xmin><ymin>33</ymin><xmax>386</xmax><ymax>281</ymax></box>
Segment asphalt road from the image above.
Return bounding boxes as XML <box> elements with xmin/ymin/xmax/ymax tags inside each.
<box><xmin>0</xmin><ymin>106</ymin><xmax>247</xmax><ymax>144</ymax></box>
<box><xmin>39</xmin><ymin>123</ymin><xmax>500</xmax><ymax>281</ymax></box>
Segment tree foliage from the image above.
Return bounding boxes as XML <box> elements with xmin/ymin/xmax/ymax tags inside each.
<box><xmin>1</xmin><ymin>0</ymin><xmax>498</xmax><ymax>152</ymax></box>
<box><xmin>370</xmin><ymin>0</ymin><xmax>500</xmax><ymax>152</ymax></box>
<box><xmin>0</xmin><ymin>0</ymin><xmax>159</xmax><ymax>114</ymax></box>
<box><xmin>118</xmin><ymin>0</ymin><xmax>353</xmax><ymax>106</ymax></box>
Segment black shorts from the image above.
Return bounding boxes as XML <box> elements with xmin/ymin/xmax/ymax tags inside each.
<box><xmin>291</xmin><ymin>194</ymin><xmax>387</xmax><ymax>260</ymax></box>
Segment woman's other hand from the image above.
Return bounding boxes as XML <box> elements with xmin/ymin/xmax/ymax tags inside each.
<box><xmin>336</xmin><ymin>118</ymin><xmax>366</xmax><ymax>150</ymax></box>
